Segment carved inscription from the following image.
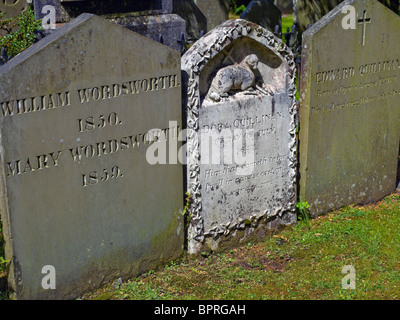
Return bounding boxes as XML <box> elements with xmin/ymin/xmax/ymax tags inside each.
<box><xmin>315</xmin><ymin>59</ymin><xmax>400</xmax><ymax>84</ymax></box>
<box><xmin>199</xmin><ymin>96</ymin><xmax>290</xmax><ymax>213</ymax></box>
<box><xmin>0</xmin><ymin>75</ymin><xmax>180</xmax><ymax>118</ymax></box>
<box><xmin>82</xmin><ymin>166</ymin><xmax>123</xmax><ymax>187</ymax></box>
<box><xmin>78</xmin><ymin>112</ymin><xmax>122</xmax><ymax>133</ymax></box>
<box><xmin>2</xmin><ymin>73</ymin><xmax>181</xmax><ymax>186</ymax></box>
<box><xmin>1</xmin><ymin>92</ymin><xmax>71</xmax><ymax>117</ymax></box>
<box><xmin>311</xmin><ymin>58</ymin><xmax>400</xmax><ymax>115</ymax></box>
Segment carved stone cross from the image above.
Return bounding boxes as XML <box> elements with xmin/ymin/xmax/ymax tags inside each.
<box><xmin>358</xmin><ymin>10</ymin><xmax>371</xmax><ymax>47</ymax></box>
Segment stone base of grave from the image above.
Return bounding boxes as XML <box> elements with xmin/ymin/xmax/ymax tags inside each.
<box><xmin>188</xmin><ymin>212</ymin><xmax>297</xmax><ymax>254</ymax></box>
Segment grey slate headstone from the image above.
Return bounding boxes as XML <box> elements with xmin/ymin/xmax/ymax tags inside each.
<box><xmin>240</xmin><ymin>0</ymin><xmax>282</xmax><ymax>35</ymax></box>
<box><xmin>299</xmin><ymin>0</ymin><xmax>400</xmax><ymax>217</ymax></box>
<box><xmin>0</xmin><ymin>14</ymin><xmax>184</xmax><ymax>300</ymax></box>
<box><xmin>294</xmin><ymin>0</ymin><xmax>399</xmax><ymax>37</ymax></box>
<box><xmin>34</xmin><ymin>0</ymin><xmax>186</xmax><ymax>51</ymax></box>
<box><xmin>172</xmin><ymin>0</ymin><xmax>207</xmax><ymax>43</ymax></box>
<box><xmin>182</xmin><ymin>19</ymin><xmax>297</xmax><ymax>254</ymax></box>
<box><xmin>34</xmin><ymin>0</ymin><xmax>174</xmax><ymax>22</ymax></box>
<box><xmin>194</xmin><ymin>0</ymin><xmax>229</xmax><ymax>30</ymax></box>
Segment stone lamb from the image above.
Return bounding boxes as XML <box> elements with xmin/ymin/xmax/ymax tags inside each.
<box><xmin>208</xmin><ymin>54</ymin><xmax>259</xmax><ymax>102</ymax></box>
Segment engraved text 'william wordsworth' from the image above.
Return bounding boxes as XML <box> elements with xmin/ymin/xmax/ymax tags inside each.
<box><xmin>0</xmin><ymin>74</ymin><xmax>180</xmax><ymax>118</ymax></box>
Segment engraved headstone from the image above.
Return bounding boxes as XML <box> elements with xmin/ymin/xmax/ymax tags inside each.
<box><xmin>182</xmin><ymin>19</ymin><xmax>297</xmax><ymax>254</ymax></box>
<box><xmin>294</xmin><ymin>0</ymin><xmax>399</xmax><ymax>39</ymax></box>
<box><xmin>299</xmin><ymin>0</ymin><xmax>400</xmax><ymax>217</ymax></box>
<box><xmin>0</xmin><ymin>14</ymin><xmax>184</xmax><ymax>299</ymax></box>
<box><xmin>240</xmin><ymin>0</ymin><xmax>282</xmax><ymax>35</ymax></box>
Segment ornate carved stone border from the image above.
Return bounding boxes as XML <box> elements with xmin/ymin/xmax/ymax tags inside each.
<box><xmin>181</xmin><ymin>19</ymin><xmax>297</xmax><ymax>252</ymax></box>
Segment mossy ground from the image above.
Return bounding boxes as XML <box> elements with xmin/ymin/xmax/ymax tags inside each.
<box><xmin>1</xmin><ymin>10</ymin><xmax>399</xmax><ymax>302</ymax></box>
<box><xmin>81</xmin><ymin>191</ymin><xmax>400</xmax><ymax>300</ymax></box>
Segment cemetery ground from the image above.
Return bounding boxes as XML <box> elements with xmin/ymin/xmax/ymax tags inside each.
<box><xmin>68</xmin><ymin>190</ymin><xmax>400</xmax><ymax>300</ymax></box>
<box><xmin>1</xmin><ymin>191</ymin><xmax>400</xmax><ymax>300</ymax></box>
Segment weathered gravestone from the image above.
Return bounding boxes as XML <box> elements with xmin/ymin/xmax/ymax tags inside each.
<box><xmin>0</xmin><ymin>14</ymin><xmax>184</xmax><ymax>299</ymax></box>
<box><xmin>182</xmin><ymin>19</ymin><xmax>297</xmax><ymax>254</ymax></box>
<box><xmin>274</xmin><ymin>0</ymin><xmax>294</xmax><ymax>14</ymax></box>
<box><xmin>240</xmin><ymin>0</ymin><xmax>282</xmax><ymax>36</ymax></box>
<box><xmin>172</xmin><ymin>0</ymin><xmax>207</xmax><ymax>44</ymax></box>
<box><xmin>294</xmin><ymin>0</ymin><xmax>399</xmax><ymax>40</ymax></box>
<box><xmin>34</xmin><ymin>0</ymin><xmax>186</xmax><ymax>51</ymax></box>
<box><xmin>299</xmin><ymin>0</ymin><xmax>400</xmax><ymax>217</ymax></box>
<box><xmin>194</xmin><ymin>0</ymin><xmax>229</xmax><ymax>30</ymax></box>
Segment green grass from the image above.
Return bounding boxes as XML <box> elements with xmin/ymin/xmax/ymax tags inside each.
<box><xmin>0</xmin><ymin>219</ymin><xmax>8</xmax><ymax>300</ymax></box>
<box><xmin>82</xmin><ymin>191</ymin><xmax>400</xmax><ymax>300</ymax></box>
<box><xmin>0</xmin><ymin>220</ymin><xmax>5</xmax><ymax>274</ymax></box>
<box><xmin>282</xmin><ymin>14</ymin><xmax>293</xmax><ymax>39</ymax></box>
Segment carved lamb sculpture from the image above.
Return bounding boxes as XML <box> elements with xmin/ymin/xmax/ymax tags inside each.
<box><xmin>208</xmin><ymin>54</ymin><xmax>259</xmax><ymax>102</ymax></box>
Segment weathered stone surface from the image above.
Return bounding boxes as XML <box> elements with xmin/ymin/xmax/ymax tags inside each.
<box><xmin>172</xmin><ymin>0</ymin><xmax>207</xmax><ymax>43</ymax></box>
<box><xmin>34</xmin><ymin>0</ymin><xmax>174</xmax><ymax>22</ymax></box>
<box><xmin>0</xmin><ymin>14</ymin><xmax>183</xmax><ymax>300</ymax></box>
<box><xmin>34</xmin><ymin>0</ymin><xmax>69</xmax><ymax>23</ymax></box>
<box><xmin>182</xmin><ymin>19</ymin><xmax>297</xmax><ymax>254</ymax></box>
<box><xmin>299</xmin><ymin>0</ymin><xmax>400</xmax><ymax>217</ymax></box>
<box><xmin>294</xmin><ymin>0</ymin><xmax>399</xmax><ymax>36</ymax></box>
<box><xmin>34</xmin><ymin>0</ymin><xmax>186</xmax><ymax>51</ymax></box>
<box><xmin>0</xmin><ymin>0</ymin><xmax>30</xmax><ymax>35</ymax></box>
<box><xmin>274</xmin><ymin>0</ymin><xmax>293</xmax><ymax>14</ymax></box>
<box><xmin>194</xmin><ymin>0</ymin><xmax>229</xmax><ymax>30</ymax></box>
<box><xmin>240</xmin><ymin>0</ymin><xmax>282</xmax><ymax>35</ymax></box>
<box><xmin>110</xmin><ymin>14</ymin><xmax>186</xmax><ymax>53</ymax></box>
<box><xmin>0</xmin><ymin>0</ymin><xmax>28</xmax><ymax>18</ymax></box>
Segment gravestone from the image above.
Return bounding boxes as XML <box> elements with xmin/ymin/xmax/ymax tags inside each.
<box><xmin>34</xmin><ymin>0</ymin><xmax>186</xmax><ymax>51</ymax></box>
<box><xmin>194</xmin><ymin>0</ymin><xmax>229</xmax><ymax>30</ymax></box>
<box><xmin>172</xmin><ymin>0</ymin><xmax>207</xmax><ymax>44</ymax></box>
<box><xmin>182</xmin><ymin>19</ymin><xmax>297</xmax><ymax>254</ymax></box>
<box><xmin>294</xmin><ymin>0</ymin><xmax>399</xmax><ymax>38</ymax></box>
<box><xmin>274</xmin><ymin>0</ymin><xmax>294</xmax><ymax>14</ymax></box>
<box><xmin>0</xmin><ymin>13</ymin><xmax>184</xmax><ymax>300</ymax></box>
<box><xmin>34</xmin><ymin>0</ymin><xmax>174</xmax><ymax>22</ymax></box>
<box><xmin>240</xmin><ymin>0</ymin><xmax>282</xmax><ymax>35</ymax></box>
<box><xmin>299</xmin><ymin>0</ymin><xmax>400</xmax><ymax>217</ymax></box>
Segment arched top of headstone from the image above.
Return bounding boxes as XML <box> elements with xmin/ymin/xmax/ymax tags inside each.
<box><xmin>182</xmin><ymin>19</ymin><xmax>296</xmax><ymax>113</ymax></box>
<box><xmin>183</xmin><ymin>19</ymin><xmax>294</xmax><ymax>78</ymax></box>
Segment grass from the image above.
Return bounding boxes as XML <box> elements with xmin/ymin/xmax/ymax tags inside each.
<box><xmin>82</xmin><ymin>191</ymin><xmax>400</xmax><ymax>300</ymax></box>
<box><xmin>282</xmin><ymin>14</ymin><xmax>293</xmax><ymax>38</ymax></box>
<box><xmin>0</xmin><ymin>220</ymin><xmax>8</xmax><ymax>300</ymax></box>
